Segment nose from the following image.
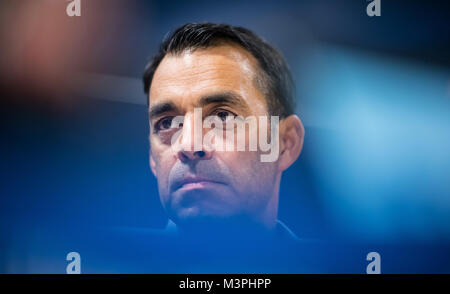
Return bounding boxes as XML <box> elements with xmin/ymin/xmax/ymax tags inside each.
<box><xmin>178</xmin><ymin>149</ymin><xmax>210</xmax><ymax>163</ymax></box>
<box><xmin>175</xmin><ymin>110</ymin><xmax>213</xmax><ymax>163</ymax></box>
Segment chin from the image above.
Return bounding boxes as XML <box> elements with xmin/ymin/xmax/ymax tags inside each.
<box><xmin>169</xmin><ymin>188</ymin><xmax>238</xmax><ymax>214</ymax></box>
<box><xmin>170</xmin><ymin>204</ymin><xmax>243</xmax><ymax>227</ymax></box>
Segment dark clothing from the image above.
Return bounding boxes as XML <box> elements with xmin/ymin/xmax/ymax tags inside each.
<box><xmin>74</xmin><ymin>219</ymin><xmax>322</xmax><ymax>273</ymax></box>
<box><xmin>19</xmin><ymin>219</ymin><xmax>329</xmax><ymax>273</ymax></box>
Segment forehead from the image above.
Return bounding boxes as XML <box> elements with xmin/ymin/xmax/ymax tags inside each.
<box><xmin>149</xmin><ymin>44</ymin><xmax>264</xmax><ymax>108</ymax></box>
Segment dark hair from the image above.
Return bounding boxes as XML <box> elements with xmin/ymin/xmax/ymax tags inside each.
<box><xmin>143</xmin><ymin>23</ymin><xmax>296</xmax><ymax>118</ymax></box>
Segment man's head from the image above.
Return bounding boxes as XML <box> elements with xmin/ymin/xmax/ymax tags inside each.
<box><xmin>143</xmin><ymin>23</ymin><xmax>304</xmax><ymax>233</ymax></box>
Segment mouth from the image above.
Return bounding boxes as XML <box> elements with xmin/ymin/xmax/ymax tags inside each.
<box><xmin>172</xmin><ymin>176</ymin><xmax>224</xmax><ymax>192</ymax></box>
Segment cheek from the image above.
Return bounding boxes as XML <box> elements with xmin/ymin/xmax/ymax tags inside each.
<box><xmin>219</xmin><ymin>151</ymin><xmax>262</xmax><ymax>188</ymax></box>
<box><xmin>224</xmin><ymin>150</ymin><xmax>277</xmax><ymax>197</ymax></box>
<box><xmin>152</xmin><ymin>150</ymin><xmax>175</xmax><ymax>192</ymax></box>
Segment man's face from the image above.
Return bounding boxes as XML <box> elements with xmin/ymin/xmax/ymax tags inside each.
<box><xmin>148</xmin><ymin>44</ymin><xmax>280</xmax><ymax>228</ymax></box>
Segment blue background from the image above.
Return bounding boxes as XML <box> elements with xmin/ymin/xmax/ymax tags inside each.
<box><xmin>0</xmin><ymin>0</ymin><xmax>449</xmax><ymax>273</ymax></box>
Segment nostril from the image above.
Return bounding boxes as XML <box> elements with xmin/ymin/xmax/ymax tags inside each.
<box><xmin>195</xmin><ymin>151</ymin><xmax>206</xmax><ymax>158</ymax></box>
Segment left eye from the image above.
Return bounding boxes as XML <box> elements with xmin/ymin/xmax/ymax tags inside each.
<box><xmin>213</xmin><ymin>110</ymin><xmax>236</xmax><ymax>122</ymax></box>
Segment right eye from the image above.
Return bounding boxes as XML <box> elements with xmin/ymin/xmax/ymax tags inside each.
<box><xmin>154</xmin><ymin>116</ymin><xmax>175</xmax><ymax>133</ymax></box>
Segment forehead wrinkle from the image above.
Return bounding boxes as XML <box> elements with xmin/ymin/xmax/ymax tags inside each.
<box><xmin>151</xmin><ymin>63</ymin><xmax>245</xmax><ymax>102</ymax></box>
<box><xmin>149</xmin><ymin>44</ymin><xmax>268</xmax><ymax>114</ymax></box>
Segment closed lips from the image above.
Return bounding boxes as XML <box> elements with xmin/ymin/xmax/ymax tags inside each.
<box><xmin>172</xmin><ymin>177</ymin><xmax>223</xmax><ymax>191</ymax></box>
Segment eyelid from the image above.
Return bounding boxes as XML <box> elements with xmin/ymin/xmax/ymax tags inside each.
<box><xmin>210</xmin><ymin>108</ymin><xmax>238</xmax><ymax>117</ymax></box>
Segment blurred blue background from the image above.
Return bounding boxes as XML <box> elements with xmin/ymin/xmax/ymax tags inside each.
<box><xmin>0</xmin><ymin>0</ymin><xmax>449</xmax><ymax>273</ymax></box>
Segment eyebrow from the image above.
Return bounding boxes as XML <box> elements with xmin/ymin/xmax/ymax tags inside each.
<box><xmin>198</xmin><ymin>91</ymin><xmax>249</xmax><ymax>111</ymax></box>
<box><xmin>148</xmin><ymin>101</ymin><xmax>178</xmax><ymax>121</ymax></box>
<box><xmin>148</xmin><ymin>91</ymin><xmax>249</xmax><ymax>121</ymax></box>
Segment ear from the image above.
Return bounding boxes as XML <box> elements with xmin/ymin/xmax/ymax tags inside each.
<box><xmin>277</xmin><ymin>114</ymin><xmax>305</xmax><ymax>172</ymax></box>
<box><xmin>149</xmin><ymin>150</ymin><xmax>157</xmax><ymax>177</ymax></box>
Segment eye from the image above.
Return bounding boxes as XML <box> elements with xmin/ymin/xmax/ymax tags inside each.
<box><xmin>154</xmin><ymin>116</ymin><xmax>178</xmax><ymax>133</ymax></box>
<box><xmin>212</xmin><ymin>109</ymin><xmax>237</xmax><ymax>122</ymax></box>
